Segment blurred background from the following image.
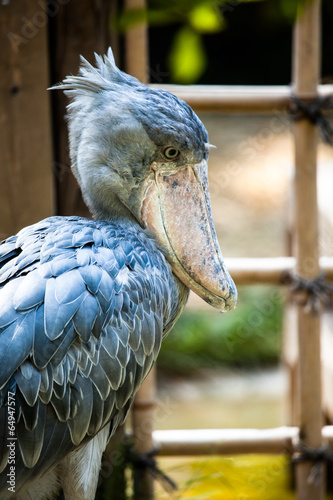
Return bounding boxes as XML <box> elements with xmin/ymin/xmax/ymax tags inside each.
<box><xmin>142</xmin><ymin>1</ymin><xmax>333</xmax><ymax>498</ymax></box>
<box><xmin>137</xmin><ymin>0</ymin><xmax>333</xmax><ymax>418</ymax></box>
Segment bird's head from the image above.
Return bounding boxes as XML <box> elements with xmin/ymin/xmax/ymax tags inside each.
<box><xmin>53</xmin><ymin>48</ymin><xmax>237</xmax><ymax>311</ymax></box>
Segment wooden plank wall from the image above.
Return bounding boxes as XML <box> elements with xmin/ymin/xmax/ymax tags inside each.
<box><xmin>49</xmin><ymin>0</ymin><xmax>116</xmax><ymax>217</ymax></box>
<box><xmin>0</xmin><ymin>0</ymin><xmax>118</xmax><ymax>240</ymax></box>
<box><xmin>0</xmin><ymin>0</ymin><xmax>54</xmax><ymax>239</ymax></box>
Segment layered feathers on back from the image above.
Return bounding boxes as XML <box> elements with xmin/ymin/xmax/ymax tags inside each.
<box><xmin>0</xmin><ymin>216</ymin><xmax>186</xmax><ymax>495</ymax></box>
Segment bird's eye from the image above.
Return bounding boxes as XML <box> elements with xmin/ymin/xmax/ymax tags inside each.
<box><xmin>162</xmin><ymin>146</ymin><xmax>181</xmax><ymax>161</ymax></box>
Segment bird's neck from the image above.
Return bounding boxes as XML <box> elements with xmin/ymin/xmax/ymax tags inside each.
<box><xmin>87</xmin><ymin>189</ymin><xmax>139</xmax><ymax>227</ymax></box>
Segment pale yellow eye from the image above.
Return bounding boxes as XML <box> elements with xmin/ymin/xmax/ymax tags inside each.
<box><xmin>162</xmin><ymin>146</ymin><xmax>181</xmax><ymax>160</ymax></box>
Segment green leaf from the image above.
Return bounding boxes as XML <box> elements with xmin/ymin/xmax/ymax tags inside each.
<box><xmin>168</xmin><ymin>26</ymin><xmax>207</xmax><ymax>84</ymax></box>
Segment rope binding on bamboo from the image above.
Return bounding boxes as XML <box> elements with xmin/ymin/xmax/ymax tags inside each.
<box><xmin>127</xmin><ymin>446</ymin><xmax>178</xmax><ymax>493</ymax></box>
<box><xmin>290</xmin><ymin>94</ymin><xmax>333</xmax><ymax>145</ymax></box>
<box><xmin>282</xmin><ymin>271</ymin><xmax>333</xmax><ymax>314</ymax></box>
<box><xmin>292</xmin><ymin>442</ymin><xmax>333</xmax><ymax>487</ymax></box>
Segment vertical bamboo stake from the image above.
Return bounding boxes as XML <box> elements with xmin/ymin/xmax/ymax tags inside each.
<box><xmin>124</xmin><ymin>1</ymin><xmax>156</xmax><ymax>498</ymax></box>
<box><xmin>131</xmin><ymin>375</ymin><xmax>156</xmax><ymax>500</ymax></box>
<box><xmin>292</xmin><ymin>1</ymin><xmax>325</xmax><ymax>499</ymax></box>
<box><xmin>124</xmin><ymin>0</ymin><xmax>148</xmax><ymax>83</ymax></box>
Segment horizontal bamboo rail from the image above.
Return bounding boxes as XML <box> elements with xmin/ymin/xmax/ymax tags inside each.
<box><xmin>150</xmin><ymin>84</ymin><xmax>333</xmax><ymax>113</ymax></box>
<box><xmin>224</xmin><ymin>257</ymin><xmax>333</xmax><ymax>285</ymax></box>
<box><xmin>150</xmin><ymin>426</ymin><xmax>333</xmax><ymax>456</ymax></box>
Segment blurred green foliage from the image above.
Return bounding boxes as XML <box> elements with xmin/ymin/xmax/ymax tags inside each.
<box><xmin>158</xmin><ymin>286</ymin><xmax>284</xmax><ymax>376</ymax></box>
<box><xmin>168</xmin><ymin>25</ymin><xmax>208</xmax><ymax>84</ymax></box>
<box><xmin>118</xmin><ymin>0</ymin><xmax>312</xmax><ymax>83</ymax></box>
<box><xmin>149</xmin><ymin>0</ymin><xmax>263</xmax><ymax>82</ymax></box>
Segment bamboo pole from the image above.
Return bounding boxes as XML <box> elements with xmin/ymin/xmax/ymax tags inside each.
<box><xmin>124</xmin><ymin>2</ymin><xmax>156</xmax><ymax>498</ymax></box>
<box><xmin>154</xmin><ymin>427</ymin><xmax>296</xmax><ymax>456</ymax></box>
<box><xmin>149</xmin><ymin>426</ymin><xmax>333</xmax><ymax>457</ymax></box>
<box><xmin>292</xmin><ymin>1</ymin><xmax>324</xmax><ymax>498</ymax></box>
<box><xmin>124</xmin><ymin>0</ymin><xmax>148</xmax><ymax>84</ymax></box>
<box><xmin>150</xmin><ymin>84</ymin><xmax>333</xmax><ymax>113</ymax></box>
<box><xmin>131</xmin><ymin>380</ymin><xmax>157</xmax><ymax>499</ymax></box>
<box><xmin>225</xmin><ymin>257</ymin><xmax>333</xmax><ymax>285</ymax></box>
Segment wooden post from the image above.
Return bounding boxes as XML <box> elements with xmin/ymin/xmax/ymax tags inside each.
<box><xmin>49</xmin><ymin>0</ymin><xmax>114</xmax><ymax>217</ymax></box>
<box><xmin>292</xmin><ymin>1</ymin><xmax>325</xmax><ymax>499</ymax></box>
<box><xmin>0</xmin><ymin>0</ymin><xmax>54</xmax><ymax>238</ymax></box>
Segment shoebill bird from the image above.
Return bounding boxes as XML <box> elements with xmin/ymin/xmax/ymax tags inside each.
<box><xmin>0</xmin><ymin>48</ymin><xmax>237</xmax><ymax>499</ymax></box>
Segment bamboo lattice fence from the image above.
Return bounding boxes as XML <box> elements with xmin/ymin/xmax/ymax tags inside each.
<box><xmin>127</xmin><ymin>1</ymin><xmax>333</xmax><ymax>500</ymax></box>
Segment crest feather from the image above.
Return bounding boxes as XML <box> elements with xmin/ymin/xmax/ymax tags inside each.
<box><xmin>49</xmin><ymin>47</ymin><xmax>134</xmax><ymax>95</ymax></box>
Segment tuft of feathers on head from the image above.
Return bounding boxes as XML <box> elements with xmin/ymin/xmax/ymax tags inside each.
<box><xmin>49</xmin><ymin>47</ymin><xmax>141</xmax><ymax>96</ymax></box>
<box><xmin>50</xmin><ymin>47</ymin><xmax>209</xmax><ymax>155</ymax></box>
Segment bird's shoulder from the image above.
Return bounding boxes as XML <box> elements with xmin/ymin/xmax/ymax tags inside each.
<box><xmin>0</xmin><ymin>215</ymin><xmax>180</xmax><ymax>386</ymax></box>
<box><xmin>0</xmin><ymin>215</ymin><xmax>172</xmax><ymax>284</ymax></box>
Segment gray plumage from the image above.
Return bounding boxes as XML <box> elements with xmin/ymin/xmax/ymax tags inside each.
<box><xmin>0</xmin><ymin>48</ymin><xmax>236</xmax><ymax>499</ymax></box>
<box><xmin>0</xmin><ymin>217</ymin><xmax>187</xmax><ymax>496</ymax></box>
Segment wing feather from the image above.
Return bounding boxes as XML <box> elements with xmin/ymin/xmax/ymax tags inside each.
<box><xmin>79</xmin><ymin>265</ymin><xmax>103</xmax><ymax>294</ymax></box>
<box><xmin>72</xmin><ymin>292</ymin><xmax>99</xmax><ymax>342</ymax></box>
<box><xmin>89</xmin><ymin>362</ymin><xmax>111</xmax><ymax>400</ymax></box>
<box><xmin>67</xmin><ymin>376</ymin><xmax>93</xmax><ymax>446</ymax></box>
<box><xmin>33</xmin><ymin>315</ymin><xmax>77</xmax><ymax>369</ymax></box>
<box><xmin>44</xmin><ymin>276</ymin><xmax>85</xmax><ymax>341</ymax></box>
<box><xmin>0</xmin><ymin>216</ymin><xmax>184</xmax><ymax>494</ymax></box>
<box><xmin>15</xmin><ymin>362</ymin><xmax>41</xmax><ymax>407</ymax></box>
<box><xmin>19</xmin><ymin>394</ymin><xmax>40</xmax><ymax>432</ymax></box>
<box><xmin>16</xmin><ymin>399</ymin><xmax>46</xmax><ymax>468</ymax></box>
<box><xmin>98</xmin><ymin>345</ymin><xmax>124</xmax><ymax>390</ymax></box>
<box><xmin>101</xmin><ymin>326</ymin><xmax>119</xmax><ymax>358</ymax></box>
<box><xmin>50</xmin><ymin>386</ymin><xmax>71</xmax><ymax>422</ymax></box>
<box><xmin>87</xmin><ymin>385</ymin><xmax>105</xmax><ymax>436</ymax></box>
<box><xmin>0</xmin><ymin>312</ymin><xmax>35</xmax><ymax>388</ymax></box>
<box><xmin>0</xmin><ymin>278</ymin><xmax>24</xmax><ymax>327</ymax></box>
<box><xmin>13</xmin><ymin>270</ymin><xmax>46</xmax><ymax>311</ymax></box>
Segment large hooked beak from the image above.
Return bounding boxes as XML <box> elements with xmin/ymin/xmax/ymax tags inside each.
<box><xmin>140</xmin><ymin>160</ymin><xmax>237</xmax><ymax>311</ymax></box>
